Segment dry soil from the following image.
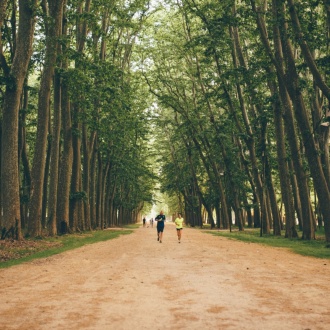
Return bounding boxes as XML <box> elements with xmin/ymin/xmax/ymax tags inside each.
<box><xmin>0</xmin><ymin>223</ymin><xmax>329</xmax><ymax>330</ymax></box>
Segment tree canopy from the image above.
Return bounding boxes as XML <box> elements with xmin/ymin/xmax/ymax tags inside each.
<box><xmin>0</xmin><ymin>0</ymin><xmax>329</xmax><ymax>243</ymax></box>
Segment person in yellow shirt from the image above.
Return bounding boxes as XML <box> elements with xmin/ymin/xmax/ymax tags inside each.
<box><xmin>174</xmin><ymin>213</ymin><xmax>184</xmax><ymax>243</ymax></box>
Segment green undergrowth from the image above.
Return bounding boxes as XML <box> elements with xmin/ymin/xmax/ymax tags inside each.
<box><xmin>203</xmin><ymin>227</ymin><xmax>330</xmax><ymax>259</ymax></box>
<box><xmin>0</xmin><ymin>227</ymin><xmax>135</xmax><ymax>269</ymax></box>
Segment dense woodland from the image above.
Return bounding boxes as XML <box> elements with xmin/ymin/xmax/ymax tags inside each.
<box><xmin>0</xmin><ymin>0</ymin><xmax>329</xmax><ymax>242</ymax></box>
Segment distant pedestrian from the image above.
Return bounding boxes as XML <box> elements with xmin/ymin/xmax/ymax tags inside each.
<box><xmin>174</xmin><ymin>213</ymin><xmax>184</xmax><ymax>243</ymax></box>
<box><xmin>143</xmin><ymin>217</ymin><xmax>146</xmax><ymax>227</ymax></box>
<box><xmin>155</xmin><ymin>211</ymin><xmax>166</xmax><ymax>243</ymax></box>
<box><xmin>150</xmin><ymin>218</ymin><xmax>154</xmax><ymax>228</ymax></box>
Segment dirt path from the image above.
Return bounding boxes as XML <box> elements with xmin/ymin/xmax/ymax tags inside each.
<box><xmin>0</xmin><ymin>223</ymin><xmax>329</xmax><ymax>330</ymax></box>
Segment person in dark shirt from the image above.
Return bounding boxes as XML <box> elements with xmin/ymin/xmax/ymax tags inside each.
<box><xmin>155</xmin><ymin>210</ymin><xmax>166</xmax><ymax>243</ymax></box>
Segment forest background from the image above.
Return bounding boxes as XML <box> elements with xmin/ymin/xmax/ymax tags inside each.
<box><xmin>0</xmin><ymin>0</ymin><xmax>329</xmax><ymax>244</ymax></box>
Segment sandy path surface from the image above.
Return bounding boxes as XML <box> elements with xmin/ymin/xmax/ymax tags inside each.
<box><xmin>0</xmin><ymin>223</ymin><xmax>329</xmax><ymax>330</ymax></box>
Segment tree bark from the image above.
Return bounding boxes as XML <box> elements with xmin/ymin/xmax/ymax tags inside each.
<box><xmin>275</xmin><ymin>1</ymin><xmax>330</xmax><ymax>240</ymax></box>
<box><xmin>42</xmin><ymin>113</ymin><xmax>52</xmax><ymax>229</ymax></box>
<box><xmin>267</xmin><ymin>76</ymin><xmax>294</xmax><ymax>236</ymax></box>
<box><xmin>70</xmin><ymin>115</ymin><xmax>82</xmax><ymax>232</ymax></box>
<box><xmin>251</xmin><ymin>0</ymin><xmax>315</xmax><ymax>239</ymax></box>
<box><xmin>18</xmin><ymin>83</ymin><xmax>32</xmax><ymax>230</ymax></box>
<box><xmin>69</xmin><ymin>0</ymin><xmax>91</xmax><ymax>232</ymax></box>
<box><xmin>28</xmin><ymin>0</ymin><xmax>65</xmax><ymax>236</ymax></box>
<box><xmin>48</xmin><ymin>69</ymin><xmax>62</xmax><ymax>235</ymax></box>
<box><xmin>1</xmin><ymin>0</ymin><xmax>38</xmax><ymax>239</ymax></box>
<box><xmin>82</xmin><ymin>125</ymin><xmax>96</xmax><ymax>231</ymax></box>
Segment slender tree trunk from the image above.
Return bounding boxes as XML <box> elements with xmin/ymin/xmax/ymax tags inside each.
<box><xmin>214</xmin><ymin>50</ymin><xmax>263</xmax><ymax>229</ymax></box>
<box><xmin>265</xmin><ymin>152</ymin><xmax>282</xmax><ymax>236</ymax></box>
<box><xmin>311</xmin><ymin>82</ymin><xmax>330</xmax><ymax>187</ymax></box>
<box><xmin>90</xmin><ymin>147</ymin><xmax>97</xmax><ymax>229</ymax></box>
<box><xmin>0</xmin><ymin>0</ymin><xmax>8</xmax><ymax>231</ymax></box>
<box><xmin>253</xmin><ymin>195</ymin><xmax>261</xmax><ymax>228</ymax></box>
<box><xmin>181</xmin><ymin>14</ymin><xmax>231</xmax><ymax>228</ymax></box>
<box><xmin>276</xmin><ymin>1</ymin><xmax>329</xmax><ymax>240</ymax></box>
<box><xmin>230</xmin><ymin>24</ymin><xmax>265</xmax><ymax>229</ymax></box>
<box><xmin>288</xmin><ymin>159</ymin><xmax>302</xmax><ymax>229</ymax></box>
<box><xmin>69</xmin><ymin>0</ymin><xmax>91</xmax><ymax>233</ymax></box>
<box><xmin>82</xmin><ymin>125</ymin><xmax>96</xmax><ymax>231</ymax></box>
<box><xmin>70</xmin><ymin>110</ymin><xmax>82</xmax><ymax>232</ymax></box>
<box><xmin>108</xmin><ymin>180</ymin><xmax>117</xmax><ymax>227</ymax></box>
<box><xmin>104</xmin><ymin>177</ymin><xmax>111</xmax><ymax>228</ymax></box>
<box><xmin>56</xmin><ymin>0</ymin><xmax>72</xmax><ymax>234</ymax></box>
<box><xmin>96</xmin><ymin>151</ymin><xmax>103</xmax><ymax>229</ymax></box>
<box><xmin>47</xmin><ymin>0</ymin><xmax>65</xmax><ymax>235</ymax></box>
<box><xmin>101</xmin><ymin>160</ymin><xmax>110</xmax><ymax>229</ymax></box>
<box><xmin>41</xmin><ymin>114</ymin><xmax>52</xmax><ymax>229</ymax></box>
<box><xmin>29</xmin><ymin>0</ymin><xmax>65</xmax><ymax>237</ymax></box>
<box><xmin>251</xmin><ymin>0</ymin><xmax>316</xmax><ymax>239</ymax></box>
<box><xmin>18</xmin><ymin>83</ymin><xmax>31</xmax><ymax>230</ymax></box>
<box><xmin>57</xmin><ymin>81</ymin><xmax>73</xmax><ymax>233</ymax></box>
<box><xmin>48</xmin><ymin>69</ymin><xmax>62</xmax><ymax>235</ymax></box>
<box><xmin>267</xmin><ymin>77</ymin><xmax>295</xmax><ymax>236</ymax></box>
<box><xmin>214</xmin><ymin>198</ymin><xmax>221</xmax><ymax>228</ymax></box>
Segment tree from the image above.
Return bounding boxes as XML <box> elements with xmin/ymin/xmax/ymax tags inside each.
<box><xmin>1</xmin><ymin>0</ymin><xmax>38</xmax><ymax>239</ymax></box>
<box><xmin>28</xmin><ymin>0</ymin><xmax>65</xmax><ymax>237</ymax></box>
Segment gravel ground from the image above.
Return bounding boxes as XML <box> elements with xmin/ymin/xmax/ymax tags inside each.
<box><xmin>0</xmin><ymin>223</ymin><xmax>329</xmax><ymax>330</ymax></box>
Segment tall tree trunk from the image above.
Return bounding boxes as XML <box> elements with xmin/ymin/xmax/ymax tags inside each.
<box><xmin>0</xmin><ymin>0</ymin><xmax>7</xmax><ymax>230</ymax></box>
<box><xmin>28</xmin><ymin>0</ymin><xmax>65</xmax><ymax>236</ymax></box>
<box><xmin>57</xmin><ymin>81</ymin><xmax>73</xmax><ymax>233</ymax></box>
<box><xmin>90</xmin><ymin>146</ymin><xmax>97</xmax><ymax>229</ymax></box>
<box><xmin>18</xmin><ymin>83</ymin><xmax>31</xmax><ymax>230</ymax></box>
<box><xmin>48</xmin><ymin>69</ymin><xmax>62</xmax><ymax>235</ymax></box>
<box><xmin>267</xmin><ymin>77</ymin><xmax>295</xmax><ymax>237</ymax></box>
<box><xmin>288</xmin><ymin>159</ymin><xmax>303</xmax><ymax>229</ymax></box>
<box><xmin>70</xmin><ymin>107</ymin><xmax>82</xmax><ymax>232</ymax></box>
<box><xmin>56</xmin><ymin>0</ymin><xmax>72</xmax><ymax>234</ymax></box>
<box><xmin>265</xmin><ymin>150</ymin><xmax>282</xmax><ymax>236</ymax></box>
<box><xmin>1</xmin><ymin>0</ymin><xmax>37</xmax><ymax>239</ymax></box>
<box><xmin>41</xmin><ymin>114</ymin><xmax>52</xmax><ymax>229</ymax></box>
<box><xmin>101</xmin><ymin>161</ymin><xmax>110</xmax><ymax>230</ymax></box>
<box><xmin>251</xmin><ymin>0</ymin><xmax>315</xmax><ymax>239</ymax></box>
<box><xmin>107</xmin><ymin>180</ymin><xmax>117</xmax><ymax>227</ymax></box>
<box><xmin>96</xmin><ymin>151</ymin><xmax>103</xmax><ymax>229</ymax></box>
<box><xmin>82</xmin><ymin>125</ymin><xmax>96</xmax><ymax>231</ymax></box>
<box><xmin>275</xmin><ymin>1</ymin><xmax>329</xmax><ymax>240</ymax></box>
<box><xmin>181</xmin><ymin>12</ymin><xmax>231</xmax><ymax>228</ymax></box>
<box><xmin>47</xmin><ymin>0</ymin><xmax>65</xmax><ymax>235</ymax></box>
<box><xmin>69</xmin><ymin>0</ymin><xmax>91</xmax><ymax>233</ymax></box>
<box><xmin>230</xmin><ymin>24</ymin><xmax>265</xmax><ymax>226</ymax></box>
<box><xmin>311</xmin><ymin>82</ymin><xmax>330</xmax><ymax>187</ymax></box>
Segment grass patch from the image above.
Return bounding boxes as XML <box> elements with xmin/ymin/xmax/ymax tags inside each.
<box><xmin>203</xmin><ymin>227</ymin><xmax>330</xmax><ymax>259</ymax></box>
<box><xmin>121</xmin><ymin>224</ymin><xmax>140</xmax><ymax>229</ymax></box>
<box><xmin>0</xmin><ymin>227</ymin><xmax>134</xmax><ymax>269</ymax></box>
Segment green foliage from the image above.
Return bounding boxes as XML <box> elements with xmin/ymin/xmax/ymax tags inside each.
<box><xmin>2</xmin><ymin>0</ymin><xmax>328</xmax><ymax>239</ymax></box>
<box><xmin>70</xmin><ymin>191</ymin><xmax>87</xmax><ymax>202</ymax></box>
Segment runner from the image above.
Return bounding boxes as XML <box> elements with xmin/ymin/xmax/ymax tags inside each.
<box><xmin>174</xmin><ymin>213</ymin><xmax>184</xmax><ymax>243</ymax></box>
<box><xmin>155</xmin><ymin>211</ymin><xmax>166</xmax><ymax>243</ymax></box>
